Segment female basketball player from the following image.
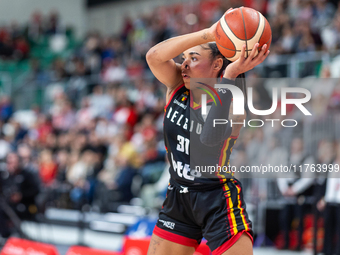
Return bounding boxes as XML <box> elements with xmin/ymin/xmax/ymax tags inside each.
<box><xmin>146</xmin><ymin>14</ymin><xmax>269</xmax><ymax>255</ymax></box>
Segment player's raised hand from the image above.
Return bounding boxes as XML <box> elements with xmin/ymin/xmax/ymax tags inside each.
<box><xmin>224</xmin><ymin>43</ymin><xmax>270</xmax><ymax>79</ymax></box>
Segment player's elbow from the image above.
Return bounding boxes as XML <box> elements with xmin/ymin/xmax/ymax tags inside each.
<box><xmin>145</xmin><ymin>49</ymin><xmax>154</xmax><ymax>63</ymax></box>
<box><xmin>146</xmin><ymin>47</ymin><xmax>160</xmax><ymax>65</ymax></box>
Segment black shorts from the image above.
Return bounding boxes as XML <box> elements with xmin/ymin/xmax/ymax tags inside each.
<box><xmin>153</xmin><ymin>178</ymin><xmax>253</xmax><ymax>255</ymax></box>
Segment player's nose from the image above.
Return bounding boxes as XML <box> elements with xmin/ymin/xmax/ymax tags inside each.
<box><xmin>181</xmin><ymin>60</ymin><xmax>190</xmax><ymax>70</ymax></box>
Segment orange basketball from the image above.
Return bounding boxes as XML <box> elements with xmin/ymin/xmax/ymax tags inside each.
<box><xmin>214</xmin><ymin>7</ymin><xmax>272</xmax><ymax>61</ymax></box>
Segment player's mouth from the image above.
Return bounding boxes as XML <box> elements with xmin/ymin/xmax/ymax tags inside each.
<box><xmin>182</xmin><ymin>73</ymin><xmax>190</xmax><ymax>79</ymax></box>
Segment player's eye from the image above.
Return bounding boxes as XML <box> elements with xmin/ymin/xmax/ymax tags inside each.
<box><xmin>192</xmin><ymin>57</ymin><xmax>197</xmax><ymax>61</ymax></box>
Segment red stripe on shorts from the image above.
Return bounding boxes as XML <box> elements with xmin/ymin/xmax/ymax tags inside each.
<box><xmin>153</xmin><ymin>225</ymin><xmax>199</xmax><ymax>248</ymax></box>
<box><xmin>212</xmin><ymin>230</ymin><xmax>253</xmax><ymax>255</ymax></box>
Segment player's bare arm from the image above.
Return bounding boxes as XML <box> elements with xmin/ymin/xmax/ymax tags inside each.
<box><xmin>229</xmin><ymin>101</ymin><xmax>247</xmax><ymax>137</ymax></box>
<box><xmin>145</xmin><ymin>21</ymin><xmax>221</xmax><ymax>103</ymax></box>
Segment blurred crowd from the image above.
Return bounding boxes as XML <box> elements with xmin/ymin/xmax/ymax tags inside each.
<box><xmin>0</xmin><ymin>10</ymin><xmax>63</xmax><ymax>61</ymax></box>
<box><xmin>0</xmin><ymin>80</ymin><xmax>167</xmax><ymax>207</ymax></box>
<box><xmin>1</xmin><ymin>0</ymin><xmax>340</xmax><ymax>79</ymax></box>
<box><xmin>44</xmin><ymin>0</ymin><xmax>340</xmax><ymax>82</ymax></box>
<box><xmin>0</xmin><ymin>0</ymin><xmax>340</xmax><ymax>253</ymax></box>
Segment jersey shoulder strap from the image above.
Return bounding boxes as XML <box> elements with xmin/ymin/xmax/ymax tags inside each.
<box><xmin>164</xmin><ymin>84</ymin><xmax>186</xmax><ymax>110</ymax></box>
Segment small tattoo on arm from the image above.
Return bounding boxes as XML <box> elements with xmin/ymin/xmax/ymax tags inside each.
<box><xmin>201</xmin><ymin>32</ymin><xmax>208</xmax><ymax>40</ymax></box>
<box><xmin>231</xmin><ymin>114</ymin><xmax>246</xmax><ymax>122</ymax></box>
<box><xmin>147</xmin><ymin>237</ymin><xmax>164</xmax><ymax>255</ymax></box>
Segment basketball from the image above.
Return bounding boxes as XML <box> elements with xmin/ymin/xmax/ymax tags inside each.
<box><xmin>215</xmin><ymin>7</ymin><xmax>272</xmax><ymax>61</ymax></box>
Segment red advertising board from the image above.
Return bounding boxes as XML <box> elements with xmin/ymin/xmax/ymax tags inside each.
<box><xmin>66</xmin><ymin>246</ymin><xmax>122</xmax><ymax>255</ymax></box>
<box><xmin>0</xmin><ymin>237</ymin><xmax>59</xmax><ymax>255</ymax></box>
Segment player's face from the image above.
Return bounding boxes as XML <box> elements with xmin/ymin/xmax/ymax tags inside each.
<box><xmin>181</xmin><ymin>46</ymin><xmax>216</xmax><ymax>89</ymax></box>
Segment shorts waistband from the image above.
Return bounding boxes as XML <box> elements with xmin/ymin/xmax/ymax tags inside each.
<box><xmin>169</xmin><ymin>178</ymin><xmax>233</xmax><ymax>192</ymax></box>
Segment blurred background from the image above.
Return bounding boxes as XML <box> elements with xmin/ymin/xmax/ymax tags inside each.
<box><xmin>0</xmin><ymin>0</ymin><xmax>340</xmax><ymax>254</ymax></box>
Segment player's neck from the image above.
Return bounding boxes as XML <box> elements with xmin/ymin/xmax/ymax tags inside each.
<box><xmin>191</xmin><ymin>89</ymin><xmax>204</xmax><ymax>105</ymax></box>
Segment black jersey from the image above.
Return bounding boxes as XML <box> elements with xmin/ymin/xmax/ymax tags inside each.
<box><xmin>164</xmin><ymin>83</ymin><xmax>237</xmax><ymax>187</ymax></box>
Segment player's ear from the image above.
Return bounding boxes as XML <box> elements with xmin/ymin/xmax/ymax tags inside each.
<box><xmin>213</xmin><ymin>58</ymin><xmax>223</xmax><ymax>72</ymax></box>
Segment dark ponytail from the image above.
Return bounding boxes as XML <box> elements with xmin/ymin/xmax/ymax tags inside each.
<box><xmin>203</xmin><ymin>42</ymin><xmax>229</xmax><ymax>78</ymax></box>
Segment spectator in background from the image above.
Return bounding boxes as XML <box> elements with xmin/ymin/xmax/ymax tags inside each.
<box><xmin>151</xmin><ymin>15</ymin><xmax>172</xmax><ymax>45</ymax></box>
<box><xmin>67</xmin><ymin>149</ymin><xmax>95</xmax><ymax>206</ymax></box>
<box><xmin>35</xmin><ymin>115</ymin><xmax>53</xmax><ymax>145</ymax></box>
<box><xmin>28</xmin><ymin>59</ymin><xmax>48</xmax><ymax>82</ymax></box>
<box><xmin>329</xmin><ymin>81</ymin><xmax>340</xmax><ymax>111</ymax></box>
<box><xmin>131</xmin><ymin>17</ymin><xmax>152</xmax><ymax>58</ymax></box>
<box><xmin>314</xmin><ymin>139</ymin><xmax>337</xmax><ymax>205</ymax></box>
<box><xmin>111</xmin><ymin>36</ymin><xmax>125</xmax><ymax>60</ymax></box>
<box><xmin>278</xmin><ymin>137</ymin><xmax>315</xmax><ymax>250</ymax></box>
<box><xmin>13</xmin><ymin>36</ymin><xmax>30</xmax><ymax>60</ymax></box>
<box><xmin>69</xmin><ymin>133</ymin><xmax>87</xmax><ymax>155</ymax></box>
<box><xmin>67</xmin><ymin>58</ymin><xmax>91</xmax><ymax>103</ymax></box>
<box><xmin>11</xmin><ymin>121</ymin><xmax>28</xmax><ymax>147</ymax></box>
<box><xmin>101</xmin><ymin>58</ymin><xmax>127</xmax><ymax>83</ymax></box>
<box><xmin>81</xmin><ymin>33</ymin><xmax>102</xmax><ymax>73</ymax></box>
<box><xmin>321</xmin><ymin>11</ymin><xmax>340</xmax><ymax>51</ymax></box>
<box><xmin>0</xmin><ymin>134</ymin><xmax>11</xmax><ymax>162</ymax></box>
<box><xmin>112</xmin><ymin>88</ymin><xmax>138</xmax><ymax>139</ymax></box>
<box><xmin>95</xmin><ymin>116</ymin><xmax>118</xmax><ymax>140</ymax></box>
<box><xmin>25</xmin><ymin>11</ymin><xmax>44</xmax><ymax>42</ymax></box>
<box><xmin>0</xmin><ymin>152</ymin><xmax>40</xmax><ymax>238</ymax></box>
<box><xmin>296</xmin><ymin>0</ymin><xmax>313</xmax><ymax>23</ymax></box>
<box><xmin>45</xmin><ymin>10</ymin><xmax>61</xmax><ymax>35</ymax></box>
<box><xmin>17</xmin><ymin>144</ymin><xmax>37</xmax><ymax>173</ymax></box>
<box><xmin>278</xmin><ymin>25</ymin><xmax>294</xmax><ymax>54</ymax></box>
<box><xmin>121</xmin><ymin>15</ymin><xmax>134</xmax><ymax>44</ymax></box>
<box><xmin>56</xmin><ymin>132</ymin><xmax>70</xmax><ymax>151</ymax></box>
<box><xmin>101</xmin><ymin>37</ymin><xmax>116</xmax><ymax>61</ymax></box>
<box><xmin>51</xmin><ymin>100</ymin><xmax>75</xmax><ymax>132</ymax></box>
<box><xmin>55</xmin><ymin>149</ymin><xmax>68</xmax><ymax>183</ymax></box>
<box><xmin>134</xmin><ymin>81</ymin><xmax>158</xmax><ymax>112</ymax></box>
<box><xmin>9</xmin><ymin>21</ymin><xmax>22</xmax><ymax>39</ymax></box>
<box><xmin>104</xmin><ymin>134</ymin><xmax>141</xmax><ymax>202</ymax></box>
<box><xmin>246</xmin><ymin>129</ymin><xmax>268</xmax><ymax>166</ymax></box>
<box><xmin>317</xmin><ymin>141</ymin><xmax>340</xmax><ymax>255</ymax></box>
<box><xmin>89</xmin><ymin>85</ymin><xmax>114</xmax><ymax>118</ymax></box>
<box><xmin>126</xmin><ymin>58</ymin><xmax>145</xmax><ymax>80</ymax></box>
<box><xmin>0</xmin><ymin>36</ymin><xmax>14</xmax><ymax>59</ymax></box>
<box><xmin>139</xmin><ymin>137</ymin><xmax>165</xmax><ymax>184</ymax></box>
<box><xmin>311</xmin><ymin>0</ymin><xmax>335</xmax><ymax>33</ymax></box>
<box><xmin>76</xmin><ymin>97</ymin><xmax>94</xmax><ymax>131</ymax></box>
<box><xmin>295</xmin><ymin>23</ymin><xmax>316</xmax><ymax>53</ymax></box>
<box><xmin>51</xmin><ymin>58</ymin><xmax>69</xmax><ymax>81</ymax></box>
<box><xmin>0</xmin><ymin>96</ymin><xmax>13</xmax><ymax>123</ymax></box>
<box><xmin>39</xmin><ymin>149</ymin><xmax>58</xmax><ymax>186</ymax></box>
